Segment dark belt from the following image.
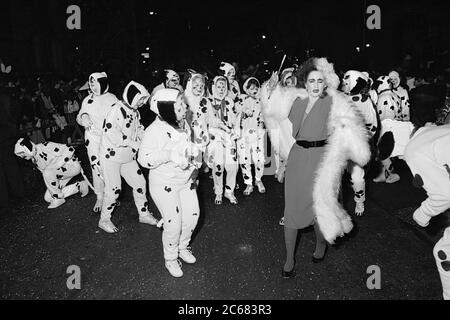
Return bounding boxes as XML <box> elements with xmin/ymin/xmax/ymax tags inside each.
<box><xmin>296</xmin><ymin>140</ymin><xmax>327</xmax><ymax>148</ymax></box>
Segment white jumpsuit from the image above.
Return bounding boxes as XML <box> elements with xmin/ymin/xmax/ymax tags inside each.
<box><xmin>404</xmin><ymin>125</ymin><xmax>450</xmax><ymax>300</ymax></box>
<box><xmin>99</xmin><ymin>101</ymin><xmax>149</xmax><ymax>223</ymax></box>
<box><xmin>138</xmin><ymin>118</ymin><xmax>201</xmax><ymax>261</ymax></box>
<box><xmin>33</xmin><ymin>142</ymin><xmax>85</xmax><ymax>202</ymax></box>
<box><xmin>77</xmin><ymin>91</ymin><xmax>118</xmax><ymax>205</ymax></box>
<box><xmin>235</xmin><ymin>94</ymin><xmax>266</xmax><ymax>186</ymax></box>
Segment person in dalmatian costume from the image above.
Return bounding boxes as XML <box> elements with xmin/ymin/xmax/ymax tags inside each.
<box><xmin>14</xmin><ymin>137</ymin><xmax>89</xmax><ymax>209</ymax></box>
<box><xmin>389</xmin><ymin>70</ymin><xmax>410</xmax><ymax>121</ymax></box>
<box><xmin>235</xmin><ymin>77</ymin><xmax>266</xmax><ymax>196</ymax></box>
<box><xmin>206</xmin><ymin>75</ymin><xmax>241</xmax><ymax>205</ymax></box>
<box><xmin>138</xmin><ymin>88</ymin><xmax>202</xmax><ymax>278</ymax></box>
<box><xmin>77</xmin><ymin>72</ymin><xmax>118</xmax><ymax>212</ymax></box>
<box><xmin>98</xmin><ymin>81</ymin><xmax>158</xmax><ymax>233</ymax></box>
<box><xmin>341</xmin><ymin>70</ymin><xmax>379</xmax><ymax>215</ymax></box>
<box><xmin>380</xmin><ymin>122</ymin><xmax>450</xmax><ymax>299</ymax></box>
<box><xmin>184</xmin><ymin>71</ymin><xmax>211</xmax><ymax>178</ymax></box>
<box><xmin>372</xmin><ymin>75</ymin><xmax>403</xmax><ymax>184</ymax></box>
<box><xmin>219</xmin><ymin>62</ymin><xmax>241</xmax><ymax>101</ymax></box>
<box><xmin>151</xmin><ymin>69</ymin><xmax>184</xmax><ymax>95</ymax></box>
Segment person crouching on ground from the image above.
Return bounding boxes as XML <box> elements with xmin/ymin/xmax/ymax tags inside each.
<box><xmin>138</xmin><ymin>88</ymin><xmax>202</xmax><ymax>278</ymax></box>
<box><xmin>14</xmin><ymin>137</ymin><xmax>88</xmax><ymax>209</ymax></box>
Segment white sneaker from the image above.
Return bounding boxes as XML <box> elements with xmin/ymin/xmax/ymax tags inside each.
<box><xmin>98</xmin><ymin>219</ymin><xmax>119</xmax><ymax>233</ymax></box>
<box><xmin>179</xmin><ymin>247</ymin><xmax>196</xmax><ymax>264</ymax></box>
<box><xmin>255</xmin><ymin>180</ymin><xmax>266</xmax><ymax>193</ymax></box>
<box><xmin>79</xmin><ymin>181</ymin><xmax>89</xmax><ymax>197</ymax></box>
<box><xmin>165</xmin><ymin>259</ymin><xmax>183</xmax><ymax>278</ymax></box>
<box><xmin>224</xmin><ymin>191</ymin><xmax>238</xmax><ymax>204</ymax></box>
<box><xmin>139</xmin><ymin>213</ymin><xmax>158</xmax><ymax>226</ymax></box>
<box><xmin>279</xmin><ymin>217</ymin><xmax>285</xmax><ymax>226</ymax></box>
<box><xmin>355</xmin><ymin>202</ymin><xmax>365</xmax><ymax>216</ymax></box>
<box><xmin>48</xmin><ymin>198</ymin><xmax>66</xmax><ymax>209</ymax></box>
<box><xmin>215</xmin><ymin>194</ymin><xmax>222</xmax><ymax>205</ymax></box>
<box><xmin>243</xmin><ymin>185</ymin><xmax>254</xmax><ymax>196</ymax></box>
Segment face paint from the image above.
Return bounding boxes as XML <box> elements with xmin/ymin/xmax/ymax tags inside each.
<box><xmin>134</xmin><ymin>96</ymin><xmax>148</xmax><ymax>109</ymax></box>
<box><xmin>306</xmin><ymin>71</ymin><xmax>325</xmax><ymax>98</ymax></box>
<box><xmin>174</xmin><ymin>95</ymin><xmax>187</xmax><ymax>121</ymax></box>
<box><xmin>226</xmin><ymin>68</ymin><xmax>236</xmax><ymax>82</ymax></box>
<box><xmin>247</xmin><ymin>84</ymin><xmax>259</xmax><ymax>98</ymax></box>
<box><xmin>192</xmin><ymin>77</ymin><xmax>205</xmax><ymax>97</ymax></box>
<box><xmin>216</xmin><ymin>79</ymin><xmax>227</xmax><ymax>97</ymax></box>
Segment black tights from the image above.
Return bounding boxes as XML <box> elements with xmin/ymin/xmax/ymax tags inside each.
<box><xmin>283</xmin><ymin>222</ymin><xmax>327</xmax><ymax>271</ymax></box>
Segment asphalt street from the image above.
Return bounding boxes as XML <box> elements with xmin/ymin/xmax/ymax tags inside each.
<box><xmin>0</xmin><ymin>157</ymin><xmax>446</xmax><ymax>300</ymax></box>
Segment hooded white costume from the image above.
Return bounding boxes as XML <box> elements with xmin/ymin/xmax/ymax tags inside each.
<box><xmin>138</xmin><ymin>88</ymin><xmax>201</xmax><ymax>278</ymax></box>
<box><xmin>14</xmin><ymin>138</ymin><xmax>89</xmax><ymax>209</ymax></box>
<box><xmin>206</xmin><ymin>75</ymin><xmax>241</xmax><ymax>205</ymax></box>
<box><xmin>98</xmin><ymin>81</ymin><xmax>157</xmax><ymax>233</ymax></box>
<box><xmin>184</xmin><ymin>72</ymin><xmax>211</xmax><ymax>153</ymax></box>
<box><xmin>373</xmin><ymin>75</ymin><xmax>403</xmax><ymax>122</ymax></box>
<box><xmin>341</xmin><ymin>70</ymin><xmax>379</xmax><ymax>215</ymax></box>
<box><xmin>76</xmin><ymin>72</ymin><xmax>118</xmax><ymax>212</ymax></box>
<box><xmin>260</xmin><ymin>58</ymin><xmax>371</xmax><ymax>244</ymax></box>
<box><xmin>151</xmin><ymin>69</ymin><xmax>184</xmax><ymax>95</ymax></box>
<box><xmin>235</xmin><ymin>77</ymin><xmax>266</xmax><ymax>194</ymax></box>
<box><xmin>389</xmin><ymin>71</ymin><xmax>410</xmax><ymax>121</ymax></box>
<box><xmin>219</xmin><ymin>62</ymin><xmax>241</xmax><ymax>101</ymax></box>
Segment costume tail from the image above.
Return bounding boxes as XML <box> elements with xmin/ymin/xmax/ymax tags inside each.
<box><xmin>79</xmin><ymin>166</ymin><xmax>96</xmax><ymax>192</ymax></box>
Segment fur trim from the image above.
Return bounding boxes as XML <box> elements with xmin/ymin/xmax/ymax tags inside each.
<box><xmin>260</xmin><ymin>81</ymin><xmax>308</xmax><ymax>159</ymax></box>
<box><xmin>313</xmin><ymin>88</ymin><xmax>371</xmax><ymax>243</ymax></box>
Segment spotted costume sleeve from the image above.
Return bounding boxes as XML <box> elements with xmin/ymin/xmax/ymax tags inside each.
<box><xmin>138</xmin><ymin>126</ymin><xmax>170</xmax><ymax>169</ymax></box>
<box><xmin>103</xmin><ymin>106</ymin><xmax>138</xmax><ymax>149</ymax></box>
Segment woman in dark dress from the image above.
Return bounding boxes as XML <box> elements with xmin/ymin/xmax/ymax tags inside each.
<box><xmin>282</xmin><ymin>59</ymin><xmax>332</xmax><ymax>277</ymax></box>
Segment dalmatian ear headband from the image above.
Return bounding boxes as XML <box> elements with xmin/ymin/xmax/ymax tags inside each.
<box><xmin>219</xmin><ymin>62</ymin><xmax>235</xmax><ymax>76</ymax></box>
<box><xmin>89</xmin><ymin>72</ymin><xmax>109</xmax><ymax>96</ymax></box>
<box><xmin>14</xmin><ymin>137</ymin><xmax>35</xmax><ymax>159</ymax></box>
<box><xmin>123</xmin><ymin>81</ymin><xmax>150</xmax><ymax>109</ymax></box>
<box><xmin>149</xmin><ymin>88</ymin><xmax>180</xmax><ymax>116</ymax></box>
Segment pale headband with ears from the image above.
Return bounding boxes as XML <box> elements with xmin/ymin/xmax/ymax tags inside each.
<box><xmin>14</xmin><ymin>137</ymin><xmax>34</xmax><ymax>159</ymax></box>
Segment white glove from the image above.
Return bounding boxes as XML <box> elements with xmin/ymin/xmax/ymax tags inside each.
<box><xmin>413</xmin><ymin>208</ymin><xmax>430</xmax><ymax>227</ymax></box>
<box><xmin>80</xmin><ymin>114</ymin><xmax>93</xmax><ymax>129</ymax></box>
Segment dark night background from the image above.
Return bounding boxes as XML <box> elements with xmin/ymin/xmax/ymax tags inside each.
<box><xmin>1</xmin><ymin>0</ymin><xmax>449</xmax><ymax>85</ymax></box>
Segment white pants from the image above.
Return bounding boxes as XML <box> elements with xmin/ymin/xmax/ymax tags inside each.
<box><xmin>149</xmin><ymin>181</ymin><xmax>199</xmax><ymax>261</ymax></box>
<box><xmin>100</xmin><ymin>157</ymin><xmax>149</xmax><ymax>221</ymax></box>
<box><xmin>348</xmin><ymin>162</ymin><xmax>366</xmax><ymax>205</ymax></box>
<box><xmin>42</xmin><ymin>159</ymin><xmax>82</xmax><ymax>201</ymax></box>
<box><xmin>237</xmin><ymin>137</ymin><xmax>265</xmax><ymax>185</ymax></box>
<box><xmin>433</xmin><ymin>227</ymin><xmax>450</xmax><ymax>300</ymax></box>
<box><xmin>85</xmin><ymin>138</ymin><xmax>104</xmax><ymax>200</ymax></box>
<box><xmin>208</xmin><ymin>141</ymin><xmax>238</xmax><ymax>195</ymax></box>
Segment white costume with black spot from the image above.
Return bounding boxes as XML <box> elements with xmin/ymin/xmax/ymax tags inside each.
<box><xmin>403</xmin><ymin>125</ymin><xmax>450</xmax><ymax>300</ymax></box>
<box><xmin>139</xmin><ymin>88</ymin><xmax>201</xmax><ymax>261</ymax></box>
<box><xmin>14</xmin><ymin>139</ymin><xmax>86</xmax><ymax>204</ymax></box>
<box><xmin>184</xmin><ymin>73</ymin><xmax>210</xmax><ymax>153</ymax></box>
<box><xmin>206</xmin><ymin>76</ymin><xmax>240</xmax><ymax>197</ymax></box>
<box><xmin>235</xmin><ymin>77</ymin><xmax>266</xmax><ymax>186</ymax></box>
<box><xmin>99</xmin><ymin>81</ymin><xmax>150</xmax><ymax>225</ymax></box>
<box><xmin>374</xmin><ymin>76</ymin><xmax>403</xmax><ymax>121</ymax></box>
<box><xmin>342</xmin><ymin>70</ymin><xmax>379</xmax><ymax>213</ymax></box>
<box><xmin>389</xmin><ymin>71</ymin><xmax>410</xmax><ymax>121</ymax></box>
<box><xmin>219</xmin><ymin>62</ymin><xmax>241</xmax><ymax>101</ymax></box>
<box><xmin>77</xmin><ymin>72</ymin><xmax>118</xmax><ymax>207</ymax></box>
